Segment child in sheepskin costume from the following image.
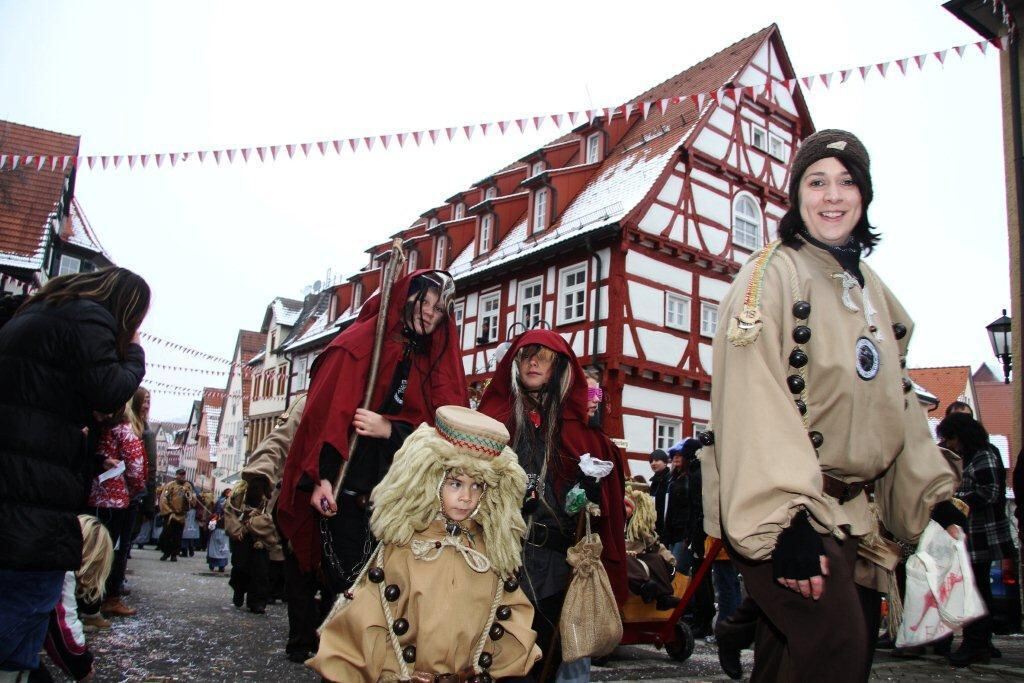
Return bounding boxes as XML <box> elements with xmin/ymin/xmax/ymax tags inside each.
<box><xmin>308</xmin><ymin>405</ymin><xmax>541</xmax><ymax>682</ymax></box>
<box><xmin>625</xmin><ymin>481</ymin><xmax>679</xmax><ymax>610</ymax></box>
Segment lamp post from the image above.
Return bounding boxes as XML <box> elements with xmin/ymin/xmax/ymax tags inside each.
<box><xmin>986</xmin><ymin>309</ymin><xmax>1013</xmax><ymax>384</ymax></box>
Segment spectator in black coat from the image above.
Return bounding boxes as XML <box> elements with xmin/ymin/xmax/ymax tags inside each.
<box><xmin>0</xmin><ymin>267</ymin><xmax>149</xmax><ymax>675</ymax></box>
<box><xmin>649</xmin><ymin>449</ymin><xmax>670</xmax><ymax>538</ymax></box>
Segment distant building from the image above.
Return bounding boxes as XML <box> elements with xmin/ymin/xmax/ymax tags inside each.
<box><xmin>153</xmin><ymin>421</ymin><xmax>186</xmax><ymax>483</ymax></box>
<box><xmin>214</xmin><ymin>329</ymin><xmax>263</xmax><ymax>488</ymax></box>
<box><xmin>245</xmin><ymin>297</ymin><xmax>302</xmax><ymax>452</ymax></box>
<box><xmin>0</xmin><ymin>120</ymin><xmax>112</xmax><ymax>294</ymax></box>
<box><xmin>195</xmin><ymin>388</ymin><xmax>224</xmax><ymax>492</ymax></box>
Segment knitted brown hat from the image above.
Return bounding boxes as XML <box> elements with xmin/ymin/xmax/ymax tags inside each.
<box><xmin>788</xmin><ymin>129</ymin><xmax>872</xmax><ymax>208</ymax></box>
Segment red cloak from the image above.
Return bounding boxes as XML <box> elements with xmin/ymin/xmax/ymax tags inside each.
<box><xmin>476</xmin><ymin>329</ymin><xmax>628</xmax><ymax>604</ymax></box>
<box><xmin>278</xmin><ymin>269</ymin><xmax>468</xmax><ymax>572</ymax></box>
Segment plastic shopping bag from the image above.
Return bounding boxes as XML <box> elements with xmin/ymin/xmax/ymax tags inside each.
<box><xmin>895</xmin><ymin>521</ymin><xmax>987</xmax><ymax>647</ymax></box>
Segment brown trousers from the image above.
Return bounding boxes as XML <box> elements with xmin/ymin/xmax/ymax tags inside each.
<box><xmin>730</xmin><ymin>534</ymin><xmax>881</xmax><ymax>683</ymax></box>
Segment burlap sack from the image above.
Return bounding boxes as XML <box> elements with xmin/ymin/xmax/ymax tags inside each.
<box><xmin>559</xmin><ymin>530</ymin><xmax>622</xmax><ymax>662</ymax></box>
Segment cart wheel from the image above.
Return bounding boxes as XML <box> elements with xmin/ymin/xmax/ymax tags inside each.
<box><xmin>665</xmin><ymin>621</ymin><xmax>695</xmax><ymax>662</ymax></box>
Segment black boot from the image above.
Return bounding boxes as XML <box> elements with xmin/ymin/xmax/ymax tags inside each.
<box><xmin>949</xmin><ymin>644</ymin><xmax>992</xmax><ymax>667</ymax></box>
<box><xmin>714</xmin><ymin>619</ymin><xmax>746</xmax><ymax>680</ymax></box>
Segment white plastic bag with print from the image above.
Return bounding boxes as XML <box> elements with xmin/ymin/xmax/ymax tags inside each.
<box><xmin>895</xmin><ymin>521</ymin><xmax>987</xmax><ymax>647</ymax></box>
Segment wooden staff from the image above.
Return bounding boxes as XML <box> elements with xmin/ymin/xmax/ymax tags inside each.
<box><xmin>331</xmin><ymin>238</ymin><xmax>406</xmax><ymax>498</ymax></box>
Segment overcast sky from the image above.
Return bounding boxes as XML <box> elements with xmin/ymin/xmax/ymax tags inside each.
<box><xmin>0</xmin><ymin>0</ymin><xmax>1011</xmax><ymax>421</ymax></box>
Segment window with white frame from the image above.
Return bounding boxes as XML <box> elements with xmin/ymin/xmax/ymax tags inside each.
<box><xmin>479</xmin><ymin>215</ymin><xmax>493</xmax><ymax>254</ymax></box>
<box><xmin>531</xmin><ymin>161</ymin><xmax>545</xmax><ymax>177</ymax></box>
<box><xmin>655</xmin><ymin>418</ymin><xmax>681</xmax><ymax>451</ymax></box>
<box><xmin>586</xmin><ymin>133</ymin><xmax>601</xmax><ymax>163</ymax></box>
<box><xmin>453</xmin><ymin>303</ymin><xmax>465</xmax><ymax>348</ymax></box>
<box><xmin>700</xmin><ymin>302</ymin><xmax>719</xmax><ymax>336</ymax></box>
<box><xmin>293</xmin><ymin>355</ymin><xmax>309</xmax><ymax>392</ymax></box>
<box><xmin>407</xmin><ymin>249</ymin><xmax>418</xmax><ymax>274</ymax></box>
<box><xmin>353</xmin><ymin>281</ymin><xmax>363</xmax><ymax>309</ymax></box>
<box><xmin>665</xmin><ymin>292</ymin><xmax>691</xmax><ymax>331</ymax></box>
<box><xmin>434</xmin><ymin>234</ymin><xmax>447</xmax><ymax>269</ymax></box>
<box><xmin>692</xmin><ymin>421</ymin><xmax>708</xmax><ymax>438</ymax></box>
<box><xmin>557</xmin><ymin>264</ymin><xmax>587</xmax><ymax>325</ymax></box>
<box><xmin>518</xmin><ymin>278</ymin><xmax>543</xmax><ymax>328</ymax></box>
<box><xmin>478</xmin><ymin>292</ymin><xmax>500</xmax><ymax>344</ymax></box>
<box><xmin>484</xmin><ymin>186</ymin><xmax>498</xmax><ymax>200</ymax></box>
<box><xmin>769</xmin><ymin>133</ymin><xmax>787</xmax><ymax>161</ymax></box>
<box><xmin>428</xmin><ymin>217</ymin><xmax>439</xmax><ymax>231</ymax></box>
<box><xmin>750</xmin><ymin>123</ymin><xmax>768</xmax><ymax>151</ymax></box>
<box><xmin>58</xmin><ymin>254</ymin><xmax>81</xmax><ymax>276</ymax></box>
<box><xmin>532</xmin><ymin>189</ymin><xmax>549</xmax><ymax>233</ymax></box>
<box><xmin>454</xmin><ymin>203</ymin><xmax>465</xmax><ymax>219</ymax></box>
<box><xmin>732</xmin><ymin>195</ymin><xmax>762</xmax><ymax>250</ymax></box>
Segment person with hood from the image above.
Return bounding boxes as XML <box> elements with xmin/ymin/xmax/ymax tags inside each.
<box><xmin>477</xmin><ymin>328</ymin><xmax>627</xmax><ymax>677</ymax></box>
<box><xmin>648</xmin><ymin>450</ymin><xmax>670</xmax><ymax>540</ymax></box>
<box><xmin>0</xmin><ymin>267</ymin><xmax>148</xmax><ymax>676</ymax></box>
<box><xmin>704</xmin><ymin>129</ymin><xmax>963</xmax><ymax>681</ymax></box>
<box><xmin>309</xmin><ymin>405</ymin><xmax>540</xmax><ymax>681</ymax></box>
<box><xmin>278</xmin><ymin>270</ymin><xmax>468</xmax><ymax>591</ymax></box>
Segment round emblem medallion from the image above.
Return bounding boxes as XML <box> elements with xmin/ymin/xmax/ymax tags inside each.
<box><xmin>855</xmin><ymin>337</ymin><xmax>880</xmax><ymax>381</ymax></box>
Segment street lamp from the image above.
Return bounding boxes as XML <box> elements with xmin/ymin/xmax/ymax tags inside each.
<box><xmin>986</xmin><ymin>309</ymin><xmax>1013</xmax><ymax>384</ymax></box>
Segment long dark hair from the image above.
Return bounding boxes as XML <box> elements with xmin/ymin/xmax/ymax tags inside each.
<box><xmin>778</xmin><ymin>159</ymin><xmax>881</xmax><ymax>254</ymax></box>
<box><xmin>23</xmin><ymin>267</ymin><xmax>150</xmax><ymax>357</ymax></box>
<box><xmin>402</xmin><ymin>281</ymin><xmax>450</xmax><ymax>417</ymax></box>
<box><xmin>511</xmin><ymin>346</ymin><xmax>575</xmax><ymax>490</ymax></box>
<box><xmin>936</xmin><ymin>412</ymin><xmax>991</xmax><ymax>458</ymax></box>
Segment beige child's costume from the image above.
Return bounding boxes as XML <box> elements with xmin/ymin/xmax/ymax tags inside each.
<box><xmin>308</xmin><ymin>405</ymin><xmax>541</xmax><ymax>682</ymax></box>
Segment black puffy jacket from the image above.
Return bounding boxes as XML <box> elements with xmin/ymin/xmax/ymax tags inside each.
<box><xmin>0</xmin><ymin>298</ymin><xmax>145</xmax><ymax>570</ymax></box>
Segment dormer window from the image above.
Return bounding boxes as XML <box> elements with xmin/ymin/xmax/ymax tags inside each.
<box><xmin>353</xmin><ymin>281</ymin><xmax>363</xmax><ymax>309</ymax></box>
<box><xmin>586</xmin><ymin>133</ymin><xmax>601</xmax><ymax>164</ymax></box>
<box><xmin>479</xmin><ymin>214</ymin><xmax>493</xmax><ymax>255</ymax></box>
<box><xmin>434</xmin><ymin>234</ymin><xmax>447</xmax><ymax>269</ymax></box>
<box><xmin>428</xmin><ymin>217</ymin><xmax>439</xmax><ymax>231</ymax></box>
<box><xmin>484</xmin><ymin>186</ymin><xmax>498</xmax><ymax>200</ymax></box>
<box><xmin>454</xmin><ymin>203</ymin><xmax>465</xmax><ymax>220</ymax></box>
<box><xmin>407</xmin><ymin>249</ymin><xmax>418</xmax><ymax>274</ymax></box>
<box><xmin>531</xmin><ymin>161</ymin><xmax>545</xmax><ymax>177</ymax></box>
<box><xmin>533</xmin><ymin>188</ymin><xmax>550</xmax><ymax>233</ymax></box>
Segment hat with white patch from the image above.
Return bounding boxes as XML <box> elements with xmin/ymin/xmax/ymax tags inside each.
<box><xmin>788</xmin><ymin>129</ymin><xmax>872</xmax><ymax>209</ymax></box>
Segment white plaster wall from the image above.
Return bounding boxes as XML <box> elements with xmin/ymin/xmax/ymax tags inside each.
<box><xmin>638</xmin><ymin>203</ymin><xmax>674</xmax><ymax>235</ymax></box>
<box><xmin>623</xmin><ymin>414</ymin><xmax>655</xmax><ymax>455</ymax></box>
<box><xmin>466</xmin><ymin>292</ymin><xmax>478</xmax><ymax>318</ymax></box>
<box><xmin>690</xmin><ymin>397</ymin><xmax>712</xmax><ymax>421</ymax></box>
<box><xmin>629</xmin><ymin>459</ymin><xmax>654</xmax><ymax>481</ymax></box>
<box><xmin>626</xmin><ymin>251</ymin><xmax>693</xmax><ymax>293</ymax></box>
<box><xmin>590</xmin><ymin>248</ymin><xmax>611</xmax><ymax>280</ymax></box>
<box><xmin>691</xmin><ymin>168</ymin><xmax>729</xmax><ymax>194</ymax></box>
<box><xmin>752</xmin><ymin>42</ymin><xmax>769</xmax><ymax>70</ymax></box>
<box><xmin>701</xmin><ymin>225</ymin><xmax>729</xmax><ymax>255</ymax></box>
<box><xmin>687</xmin><ymin>220</ymin><xmax>704</xmax><ymax>250</ymax></box>
<box><xmin>546</xmin><ymin>266</ymin><xmax>556</xmax><ymax>294</ymax></box>
<box><xmin>463</xmin><ymin>321</ymin><xmax>477</xmax><ymax>351</ymax></box>
<box><xmin>692</xmin><ymin>185</ymin><xmax>730</xmax><ymax>227</ymax></box>
<box><xmin>623</xmin><ymin>325</ymin><xmax>638</xmax><ymax>357</ymax></box>
<box><xmin>595</xmin><ymin>325</ymin><xmax>607</xmax><ymax>354</ymax></box>
<box><xmin>708</xmin><ymin>107</ymin><xmax>734</xmax><ymax>133</ymax></box>
<box><xmin>544</xmin><ymin>301</ymin><xmax>553</xmax><ymax>326</ymax></box>
<box><xmin>699</xmin><ymin>275</ymin><xmax>730</xmax><ymax>303</ymax></box>
<box><xmin>768</xmin><ymin>44</ymin><xmax>784</xmax><ymax>79</ymax></box>
<box><xmin>622</xmin><ymin>384</ymin><xmax>685</xmax><ymax>416</ymax></box>
<box><xmin>669</xmin><ymin>215</ymin><xmax>686</xmax><ymax>243</ymax></box>
<box><xmin>463</xmin><ymin>355</ymin><xmax>473</xmax><ymax>375</ymax></box>
<box><xmin>628</xmin><ymin>281</ymin><xmax>665</xmax><ymax>325</ymax></box>
<box><xmin>588</xmin><ymin>285</ymin><xmax>609</xmax><ymax>321</ymax></box>
<box><xmin>507</xmin><ymin>280</ymin><xmax>517</xmax><ymax>306</ymax></box>
<box><xmin>571</xmin><ymin>332</ymin><xmax>584</xmax><ymax>357</ymax></box>
<box><xmin>775</xmin><ymin>89</ymin><xmax>798</xmax><ymax>117</ymax></box>
<box><xmin>693</xmin><ymin>128</ymin><xmax>729</xmax><ymax>160</ymax></box>
<box><xmin>657</xmin><ymin>174</ymin><xmax>684</xmax><ymax>206</ymax></box>
<box><xmin>637</xmin><ymin>328</ymin><xmax>687</xmax><ymax>367</ymax></box>
<box><xmin>748</xmin><ymin>150</ymin><xmax>766</xmax><ymax>178</ymax></box>
<box><xmin>699</xmin><ymin>343</ymin><xmax>714</xmax><ymax>374</ymax></box>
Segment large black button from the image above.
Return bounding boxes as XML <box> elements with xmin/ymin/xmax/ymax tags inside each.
<box><xmin>392</xmin><ymin>618</ymin><xmax>409</xmax><ymax>636</ymax></box>
<box><xmin>892</xmin><ymin>323</ymin><xmax>907</xmax><ymax>340</ymax></box>
<box><xmin>368</xmin><ymin>567</ymin><xmax>385</xmax><ymax>584</ymax></box>
<box><xmin>496</xmin><ymin>605</ymin><xmax>512</xmax><ymax>621</ymax></box>
<box><xmin>384</xmin><ymin>584</ymin><xmax>401</xmax><ymax>602</ymax></box>
<box><xmin>402</xmin><ymin>645</ymin><xmax>416</xmax><ymax>663</ymax></box>
<box><xmin>478</xmin><ymin>675</ymin><xmax>492</xmax><ymax>683</ymax></box>
<box><xmin>809</xmin><ymin>431</ymin><xmax>824</xmax><ymax>448</ymax></box>
<box><xmin>795</xmin><ymin>399</ymin><xmax>807</xmax><ymax>415</ymax></box>
<box><xmin>787</xmin><ymin>375</ymin><xmax>805</xmax><ymax>394</ymax></box>
<box><xmin>489</xmin><ymin>623</ymin><xmax>505</xmax><ymax>640</ymax></box>
<box><xmin>503</xmin><ymin>578</ymin><xmax>519</xmax><ymax>593</ymax></box>
<box><xmin>789</xmin><ymin>348</ymin><xmax>808</xmax><ymax>368</ymax></box>
<box><xmin>902</xmin><ymin>378</ymin><xmax>913</xmax><ymax>394</ymax></box>
<box><xmin>792</xmin><ymin>301</ymin><xmax>811</xmax><ymax>320</ymax></box>
<box><xmin>698</xmin><ymin>430</ymin><xmax>715</xmax><ymax>446</ymax></box>
<box><xmin>792</xmin><ymin>325</ymin><xmax>812</xmax><ymax>344</ymax></box>
<box><xmin>478</xmin><ymin>652</ymin><xmax>493</xmax><ymax>669</ymax></box>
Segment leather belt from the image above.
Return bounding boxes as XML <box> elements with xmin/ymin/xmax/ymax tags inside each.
<box><xmin>822</xmin><ymin>473</ymin><xmax>873</xmax><ymax>505</ymax></box>
<box><xmin>409</xmin><ymin>669</ymin><xmax>474</xmax><ymax>682</ymax></box>
<box><xmin>526</xmin><ymin>522</ymin><xmax>573</xmax><ymax>554</ymax></box>
<box><xmin>340</xmin><ymin>489</ymin><xmax>370</xmax><ymax>510</ymax></box>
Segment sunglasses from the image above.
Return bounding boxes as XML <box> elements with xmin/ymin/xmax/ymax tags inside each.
<box><xmin>516</xmin><ymin>345</ymin><xmax>557</xmax><ymax>365</ymax></box>
<box><xmin>587</xmin><ymin>386</ymin><xmax>603</xmax><ymax>402</ymax></box>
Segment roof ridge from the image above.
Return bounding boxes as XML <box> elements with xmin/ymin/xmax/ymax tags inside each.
<box><xmin>908</xmin><ymin>365</ymin><xmax>972</xmax><ymax>371</ymax></box>
<box><xmin>0</xmin><ymin>119</ymin><xmax>81</xmax><ymax>145</ymax></box>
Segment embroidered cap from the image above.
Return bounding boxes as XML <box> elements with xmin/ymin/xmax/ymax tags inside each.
<box><xmin>434</xmin><ymin>405</ymin><xmax>509</xmax><ymax>459</ymax></box>
<box><xmin>789</xmin><ymin>129</ymin><xmax>872</xmax><ymax>209</ymax></box>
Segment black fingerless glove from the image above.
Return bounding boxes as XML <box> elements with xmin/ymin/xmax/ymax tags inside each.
<box><xmin>930</xmin><ymin>500</ymin><xmax>967</xmax><ymax>530</ymax></box>
<box><xmin>772</xmin><ymin>510</ymin><xmax>825</xmax><ymax>581</ymax></box>
<box><xmin>578</xmin><ymin>475</ymin><xmax>601</xmax><ymax>504</ymax></box>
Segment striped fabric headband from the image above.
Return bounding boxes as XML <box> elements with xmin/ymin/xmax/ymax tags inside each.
<box><xmin>435</xmin><ymin>413</ymin><xmax>505</xmax><ymax>459</ymax></box>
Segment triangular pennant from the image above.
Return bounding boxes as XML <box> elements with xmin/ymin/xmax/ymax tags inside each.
<box><xmin>876</xmin><ymin>62</ymin><xmax>889</xmax><ymax>78</ymax></box>
<box><xmin>568</xmin><ymin>111</ymin><xmax>579</xmax><ymax>125</ymax></box>
<box><xmin>689</xmin><ymin>93</ymin><xmax>700</xmax><ymax>108</ymax></box>
<box><xmin>100</xmin><ymin>156</ymin><xmax>109</xmax><ymax>170</ymax></box>
<box><xmin>934</xmin><ymin>50</ymin><xmax>947</xmax><ymax>64</ymax></box>
<box><xmin>333</xmin><ymin>140</ymin><xmax>344</xmax><ymax>155</ymax></box>
<box><xmin>642</xmin><ymin>101</ymin><xmax>652</xmax><ymax>119</ymax></box>
<box><xmin>87</xmin><ymin>156</ymin><xmax>96</xmax><ymax>170</ymax></box>
<box><xmin>240</xmin><ymin>148</ymin><xmax>252</xmax><ymax>163</ymax></box>
<box><xmin>0</xmin><ymin>155</ymin><xmax>6</xmax><ymax>170</ymax></box>
<box><xmin>696</xmin><ymin>92</ymin><xmax>707</xmax><ymax>110</ymax></box>
<box><xmin>585</xmin><ymin>109</ymin><xmax>596</xmax><ymax>123</ymax></box>
<box><xmin>551</xmin><ymin>114</ymin><xmax>562</xmax><ymax>127</ymax></box>
<box><xmin>516</xmin><ymin>119</ymin><xmax>527</xmax><ymax>133</ymax></box>
<box><xmin>198</xmin><ymin>150</ymin><xmax>207</xmax><ymax>162</ymax></box>
<box><xmin>479</xmin><ymin>123</ymin><xmax>489</xmax><ymax>137</ymax></box>
<box><xmin>783</xmin><ymin>79</ymin><xmax>796</xmax><ymax>94</ymax></box>
<box><xmin>267</xmin><ymin>146</ymin><xmax>278</xmax><ymax>160</ymax></box>
<box><xmin>954</xmin><ymin>45</ymin><xmax>966</xmax><ymax>58</ymax></box>
<box><xmin>914</xmin><ymin>54</ymin><xmax>927</xmax><ymax>70</ymax></box>
<box><xmin>723</xmin><ymin>87</ymin><xmax>738</xmax><ymax>104</ymax></box>
<box><xmin>76</xmin><ymin>156</ymin><xmax>85</xmax><ymax>169</ymax></box>
<box><xmin>801</xmin><ymin>76</ymin><xmax>813</xmax><ymax>90</ymax></box>
<box><xmin>397</xmin><ymin>132</ymin><xmax>408</xmax><ymax>147</ymax></box>
<box><xmin>761</xmin><ymin>82</ymin><xmax>773</xmax><ymax>99</ymax></box>
<box><xmin>225</xmin><ymin>149</ymin><xmax>235</xmax><ymax>164</ymax></box>
<box><xmin>463</xmin><ymin>125</ymin><xmax>475</xmax><ymax>140</ymax></box>
<box><xmin>624</xmin><ymin>102</ymin><xmax>635</xmax><ymax>119</ymax></box>
<box><xmin>128</xmin><ymin>155</ymin><xmax>137</xmax><ymax>169</ymax></box>
<box><xmin>659</xmin><ymin>98</ymin><xmax>670</xmax><ymax>115</ymax></box>
<box><xmin>497</xmin><ymin>120</ymin><xmax>510</xmax><ymax>134</ymax></box>
<box><xmin>977</xmin><ymin>40</ymin><xmax>988</xmax><ymax>55</ymax></box>
<box><xmin>429</xmin><ymin>129</ymin><xmax>440</xmax><ymax>144</ymax></box>
<box><xmin>256</xmin><ymin>147</ymin><xmax>267</xmax><ymax>162</ymax></box>
<box><xmin>11</xmin><ymin>155</ymin><xmax>20</xmax><ymax>169</ymax></box>
<box><xmin>858</xmin><ymin>65</ymin><xmax>870</xmax><ymax>81</ymax></box>
<box><xmin>895</xmin><ymin>58</ymin><xmax>908</xmax><ymax>75</ymax></box>
<box><xmin>37</xmin><ymin>156</ymin><xmax>46</xmax><ymax>171</ymax></box>
<box><xmin>301</xmin><ymin>143</ymin><xmax>312</xmax><ymax>156</ymax></box>
<box><xmin>113</xmin><ymin>155</ymin><xmax>122</xmax><ymax>168</ymax></box>
<box><xmin>349</xmin><ymin>138</ymin><xmax>359</xmax><ymax>152</ymax></box>
<box><xmin>603</xmin><ymin>106</ymin><xmax>614</xmax><ymax>120</ymax></box>
<box><xmin>412</xmin><ymin>131</ymin><xmax>424</xmax><ymax>146</ymax></box>
<box><xmin>24</xmin><ymin>155</ymin><xmax>33</xmax><ymax>167</ymax></box>
<box><xmin>317</xmin><ymin>141</ymin><xmax>328</xmax><ymax>156</ymax></box>
<box><xmin>532</xmin><ymin>116</ymin><xmax>543</xmax><ymax>130</ymax></box>
<box><xmin>445</xmin><ymin>127</ymin><xmax>457</xmax><ymax>141</ymax></box>
<box><xmin>159</xmin><ymin>153</ymin><xmax>169</xmax><ymax>168</ymax></box>
<box><xmin>378</xmin><ymin>135</ymin><xmax>389</xmax><ymax>149</ymax></box>
<box><xmin>50</xmin><ymin>156</ymin><xmax>59</xmax><ymax>171</ymax></box>
<box><xmin>363</xmin><ymin>137</ymin><xmax>375</xmax><ymax>151</ymax></box>
<box><xmin>286</xmin><ymin>144</ymin><xmax>297</xmax><ymax>158</ymax></box>
<box><xmin>62</xmin><ymin>156</ymin><xmax>71</xmax><ymax>171</ymax></box>
<box><xmin>709</xmin><ymin>89</ymin><xmax>721</xmax><ymax>104</ymax></box>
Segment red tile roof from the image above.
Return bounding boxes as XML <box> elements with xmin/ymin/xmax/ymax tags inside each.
<box><xmin>63</xmin><ymin>197</ymin><xmax>110</xmax><ymax>260</ymax></box>
<box><xmin>907</xmin><ymin>366</ymin><xmax>972</xmax><ymax>415</ymax></box>
<box><xmin>0</xmin><ymin>120</ymin><xmax>80</xmax><ymax>271</ymax></box>
<box><xmin>202</xmin><ymin>386</ymin><xmax>224</xmax><ymax>410</ymax></box>
<box><xmin>973</xmin><ymin>366</ymin><xmax>1014</xmax><ymax>466</ymax></box>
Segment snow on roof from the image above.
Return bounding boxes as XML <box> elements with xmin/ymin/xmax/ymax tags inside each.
<box><xmin>273</xmin><ymin>297</ymin><xmax>303</xmax><ymax>326</ymax></box>
<box><xmin>62</xmin><ymin>197</ymin><xmax>111</xmax><ymax>258</ymax></box>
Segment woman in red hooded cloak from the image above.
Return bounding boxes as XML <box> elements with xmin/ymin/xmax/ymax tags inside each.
<box><xmin>277</xmin><ymin>269</ymin><xmax>468</xmax><ymax>586</ymax></box>
<box><xmin>477</xmin><ymin>329</ymin><xmax>627</xmax><ymax>677</ymax></box>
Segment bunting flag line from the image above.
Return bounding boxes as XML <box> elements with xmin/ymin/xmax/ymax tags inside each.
<box><xmin>147</xmin><ymin>362</ymin><xmax>229</xmax><ymax>376</ymax></box>
<box><xmin>0</xmin><ymin>34</ymin><xmax>1010</xmax><ymax>172</ymax></box>
<box><xmin>139</xmin><ymin>332</ymin><xmax>234</xmax><ymax>365</ymax></box>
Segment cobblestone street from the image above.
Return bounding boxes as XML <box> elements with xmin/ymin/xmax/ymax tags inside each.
<box><xmin>47</xmin><ymin>547</ymin><xmax>1021</xmax><ymax>682</ymax></box>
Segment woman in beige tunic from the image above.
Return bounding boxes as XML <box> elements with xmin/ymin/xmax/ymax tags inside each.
<box><xmin>309</xmin><ymin>405</ymin><xmax>541</xmax><ymax>682</ymax></box>
<box><xmin>704</xmin><ymin>129</ymin><xmax>964</xmax><ymax>682</ymax></box>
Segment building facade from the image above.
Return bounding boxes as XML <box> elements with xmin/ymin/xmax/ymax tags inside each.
<box><xmin>244</xmin><ymin>297</ymin><xmax>302</xmax><ymax>452</ymax></box>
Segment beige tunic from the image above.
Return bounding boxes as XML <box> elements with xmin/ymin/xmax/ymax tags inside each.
<box><xmin>159</xmin><ymin>481</ymin><xmax>194</xmax><ymax>524</ymax></box>
<box><xmin>703</xmin><ymin>239</ymin><xmax>957</xmax><ymax>561</ymax></box>
<box><xmin>309</xmin><ymin>519</ymin><xmax>541</xmax><ymax>682</ymax></box>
